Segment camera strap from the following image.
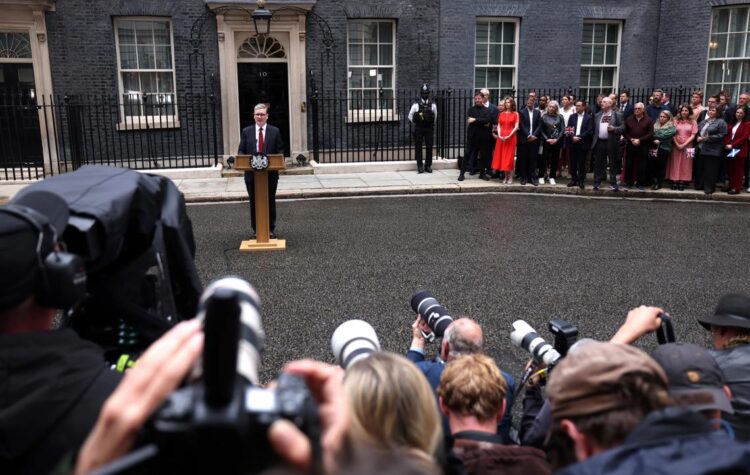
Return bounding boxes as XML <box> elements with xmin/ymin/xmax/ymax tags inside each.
<box><xmin>656</xmin><ymin>312</ymin><xmax>676</xmax><ymax>344</ymax></box>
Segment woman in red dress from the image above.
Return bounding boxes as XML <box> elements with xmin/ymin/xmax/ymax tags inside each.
<box><xmin>492</xmin><ymin>97</ymin><xmax>519</xmax><ymax>184</ymax></box>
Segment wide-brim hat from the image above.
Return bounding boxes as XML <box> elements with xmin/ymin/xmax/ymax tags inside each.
<box><xmin>697</xmin><ymin>293</ymin><xmax>750</xmax><ymax>330</ymax></box>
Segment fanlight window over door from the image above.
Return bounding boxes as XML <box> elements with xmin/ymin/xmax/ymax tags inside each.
<box><xmin>238</xmin><ymin>35</ymin><xmax>286</xmax><ymax>59</ymax></box>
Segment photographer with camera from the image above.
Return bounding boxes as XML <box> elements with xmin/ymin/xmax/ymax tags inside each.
<box><xmin>406</xmin><ymin>293</ymin><xmax>516</xmax><ymax>442</ymax></box>
<box><xmin>612</xmin><ymin>301</ymin><xmax>750</xmax><ymax>440</ymax></box>
<box><xmin>545</xmin><ymin>341</ymin><xmax>750</xmax><ymax>475</ymax></box>
<box><xmin>438</xmin><ymin>353</ymin><xmax>550</xmax><ymax>475</ymax></box>
<box><xmin>0</xmin><ymin>191</ymin><xmax>122</xmax><ymax>475</ymax></box>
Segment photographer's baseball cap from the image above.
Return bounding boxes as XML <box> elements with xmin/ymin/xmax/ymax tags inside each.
<box><xmin>0</xmin><ymin>191</ymin><xmax>70</xmax><ymax>312</ymax></box>
<box><xmin>547</xmin><ymin>342</ymin><xmax>668</xmax><ymax>420</ymax></box>
<box><xmin>697</xmin><ymin>293</ymin><xmax>750</xmax><ymax>330</ymax></box>
<box><xmin>650</xmin><ymin>343</ymin><xmax>733</xmax><ymax>414</ymax></box>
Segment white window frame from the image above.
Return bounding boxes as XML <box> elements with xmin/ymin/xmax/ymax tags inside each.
<box><xmin>473</xmin><ymin>18</ymin><xmax>519</xmax><ymax>101</ymax></box>
<box><xmin>705</xmin><ymin>6</ymin><xmax>750</xmax><ymax>102</ymax></box>
<box><xmin>580</xmin><ymin>20</ymin><xmax>622</xmax><ymax>101</ymax></box>
<box><xmin>114</xmin><ymin>17</ymin><xmax>179</xmax><ymax>129</ymax></box>
<box><xmin>346</xmin><ymin>19</ymin><xmax>398</xmax><ymax>123</ymax></box>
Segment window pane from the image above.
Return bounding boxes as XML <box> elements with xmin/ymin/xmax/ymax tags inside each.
<box><xmin>716</xmin><ymin>9</ymin><xmax>730</xmax><ymax>33</ymax></box>
<box><xmin>475</xmin><ymin>43</ymin><xmax>488</xmax><ymax>65</ymax></box>
<box><xmin>502</xmin><ymin>44</ymin><xmax>514</xmax><ymax>65</ymax></box>
<box><xmin>379</xmin><ymin>68</ymin><xmax>393</xmax><ymax>88</ymax></box>
<box><xmin>140</xmin><ymin>72</ymin><xmax>157</xmax><ymax>93</ymax></box>
<box><xmin>157</xmin><ymin>72</ymin><xmax>174</xmax><ymax>93</ymax></box>
<box><xmin>710</xmin><ymin>34</ymin><xmax>727</xmax><ymax>58</ymax></box>
<box><xmin>605</xmin><ymin>45</ymin><xmax>617</xmax><ymax>64</ymax></box>
<box><xmin>348</xmin><ymin>69</ymin><xmax>362</xmax><ymax>89</ymax></box>
<box><xmin>379</xmin><ymin>44</ymin><xmax>393</xmax><ymax>65</ymax></box>
<box><xmin>348</xmin><ymin>23</ymin><xmax>363</xmax><ymax>43</ymax></box>
<box><xmin>119</xmin><ymin>44</ymin><xmax>137</xmax><ymax>68</ymax></box>
<box><xmin>363</xmin><ymin>90</ymin><xmax>376</xmax><ymax>109</ymax></box>
<box><xmin>363</xmin><ymin>44</ymin><xmax>378</xmax><ymax>65</ymax></box>
<box><xmin>152</xmin><ymin>22</ymin><xmax>170</xmax><ymax>44</ymax></box>
<box><xmin>602</xmin><ymin>68</ymin><xmax>614</xmax><ymax>87</ymax></box>
<box><xmin>707</xmin><ymin>61</ymin><xmax>724</xmax><ymax>82</ymax></box>
<box><xmin>378</xmin><ymin>22</ymin><xmax>392</xmax><ymax>42</ymax></box>
<box><xmin>475</xmin><ymin>68</ymin><xmax>487</xmax><ymax>87</ymax></box>
<box><xmin>487</xmin><ymin>69</ymin><xmax>499</xmax><ymax>88</ymax></box>
<box><xmin>730</xmin><ymin>8</ymin><xmax>748</xmax><ymax>32</ymax></box>
<box><xmin>489</xmin><ymin>44</ymin><xmax>502</xmax><ymax>64</ymax></box>
<box><xmin>582</xmin><ymin>23</ymin><xmax>593</xmax><ymax>43</ymax></box>
<box><xmin>349</xmin><ymin>90</ymin><xmax>362</xmax><ymax>110</ymax></box>
<box><xmin>724</xmin><ymin>61</ymin><xmax>739</xmax><ymax>82</ymax></box>
<box><xmin>154</xmin><ymin>45</ymin><xmax>172</xmax><ymax>69</ymax></box>
<box><xmin>138</xmin><ymin>46</ymin><xmax>155</xmax><ymax>69</ymax></box>
<box><xmin>503</xmin><ymin>22</ymin><xmax>515</xmax><ymax>43</ymax></box>
<box><xmin>727</xmin><ymin>33</ymin><xmax>745</xmax><ymax>57</ymax></box>
<box><xmin>118</xmin><ymin>23</ymin><xmax>135</xmax><ymax>44</ymax></box>
<box><xmin>501</xmin><ymin>68</ymin><xmax>513</xmax><ymax>88</ymax></box>
<box><xmin>592</xmin><ymin>45</ymin><xmax>604</xmax><ymax>64</ymax></box>
<box><xmin>490</xmin><ymin>22</ymin><xmax>503</xmax><ymax>43</ymax></box>
<box><xmin>590</xmin><ymin>69</ymin><xmax>601</xmax><ymax>87</ymax></box>
<box><xmin>593</xmin><ymin>24</ymin><xmax>605</xmax><ymax>43</ymax></box>
<box><xmin>122</xmin><ymin>71</ymin><xmax>140</xmax><ymax>93</ymax></box>
<box><xmin>580</xmin><ymin>69</ymin><xmax>590</xmax><ymax>86</ymax></box>
<box><xmin>349</xmin><ymin>44</ymin><xmax>362</xmax><ymax>65</ymax></box>
<box><xmin>362</xmin><ymin>23</ymin><xmax>377</xmax><ymax>43</ymax></box>
<box><xmin>135</xmin><ymin>23</ymin><xmax>154</xmax><ymax>45</ymax></box>
<box><xmin>741</xmin><ymin>60</ymin><xmax>750</xmax><ymax>82</ymax></box>
<box><xmin>606</xmin><ymin>24</ymin><xmax>618</xmax><ymax>43</ymax></box>
<box><xmin>476</xmin><ymin>22</ymin><xmax>489</xmax><ymax>43</ymax></box>
<box><xmin>581</xmin><ymin>44</ymin><xmax>593</xmax><ymax>64</ymax></box>
<box><xmin>363</xmin><ymin>69</ymin><xmax>377</xmax><ymax>87</ymax></box>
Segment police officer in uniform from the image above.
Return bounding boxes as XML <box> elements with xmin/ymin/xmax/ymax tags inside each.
<box><xmin>408</xmin><ymin>84</ymin><xmax>438</xmax><ymax>173</ymax></box>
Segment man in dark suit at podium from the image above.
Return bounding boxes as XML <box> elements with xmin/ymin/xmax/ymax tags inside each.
<box><xmin>239</xmin><ymin>103</ymin><xmax>284</xmax><ymax>239</ymax></box>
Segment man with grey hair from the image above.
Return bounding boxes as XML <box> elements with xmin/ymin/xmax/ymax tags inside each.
<box><xmin>406</xmin><ymin>315</ymin><xmax>516</xmax><ymax>440</ymax></box>
<box><xmin>591</xmin><ymin>96</ymin><xmax>625</xmax><ymax>190</ymax></box>
<box><xmin>238</xmin><ymin>103</ymin><xmax>284</xmax><ymax>239</ymax></box>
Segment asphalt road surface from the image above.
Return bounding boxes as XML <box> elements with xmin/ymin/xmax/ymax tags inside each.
<box><xmin>188</xmin><ymin>193</ymin><xmax>750</xmax><ymax>383</ymax></box>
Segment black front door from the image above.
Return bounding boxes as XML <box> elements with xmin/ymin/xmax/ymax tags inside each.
<box><xmin>238</xmin><ymin>63</ymin><xmax>290</xmax><ymax>157</ymax></box>
<box><xmin>0</xmin><ymin>63</ymin><xmax>43</xmax><ymax>167</ymax></box>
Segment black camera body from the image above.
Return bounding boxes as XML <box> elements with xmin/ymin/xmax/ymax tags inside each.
<box><xmin>151</xmin><ymin>372</ymin><xmax>320</xmax><ymax>474</ymax></box>
<box><xmin>96</xmin><ymin>278</ymin><xmax>321</xmax><ymax>475</ymax></box>
<box><xmin>548</xmin><ymin>318</ymin><xmax>579</xmax><ymax>358</ymax></box>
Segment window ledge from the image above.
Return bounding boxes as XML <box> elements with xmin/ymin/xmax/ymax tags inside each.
<box><xmin>116</xmin><ymin>120</ymin><xmax>181</xmax><ymax>131</ymax></box>
<box><xmin>345</xmin><ymin>111</ymin><xmax>400</xmax><ymax>124</ymax></box>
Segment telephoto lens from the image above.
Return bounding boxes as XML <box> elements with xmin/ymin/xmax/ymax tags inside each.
<box><xmin>196</xmin><ymin>277</ymin><xmax>266</xmax><ymax>385</ymax></box>
<box><xmin>331</xmin><ymin>319</ymin><xmax>381</xmax><ymax>369</ymax></box>
<box><xmin>510</xmin><ymin>320</ymin><xmax>562</xmax><ymax>367</ymax></box>
<box><xmin>410</xmin><ymin>290</ymin><xmax>454</xmax><ymax>338</ymax></box>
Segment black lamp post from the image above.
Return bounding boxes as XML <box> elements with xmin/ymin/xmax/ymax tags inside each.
<box><xmin>252</xmin><ymin>0</ymin><xmax>272</xmax><ymax>36</ymax></box>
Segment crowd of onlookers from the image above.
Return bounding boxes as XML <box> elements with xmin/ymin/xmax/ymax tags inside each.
<box><xmin>462</xmin><ymin>87</ymin><xmax>750</xmax><ymax>196</ymax></box>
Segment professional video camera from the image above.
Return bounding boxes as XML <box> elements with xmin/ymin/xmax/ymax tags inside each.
<box><xmin>410</xmin><ymin>290</ymin><xmax>454</xmax><ymax>342</ymax></box>
<box><xmin>511</xmin><ymin>318</ymin><xmax>578</xmax><ymax>388</ymax></box>
<box><xmin>13</xmin><ymin>166</ymin><xmax>202</xmax><ymax>362</ymax></box>
<box><xmin>331</xmin><ymin>319</ymin><xmax>381</xmax><ymax>369</ymax></box>
<box><xmin>97</xmin><ymin>277</ymin><xmax>322</xmax><ymax>475</ymax></box>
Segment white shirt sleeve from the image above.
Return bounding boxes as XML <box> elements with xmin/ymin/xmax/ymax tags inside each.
<box><xmin>408</xmin><ymin>103</ymin><xmax>419</xmax><ymax>123</ymax></box>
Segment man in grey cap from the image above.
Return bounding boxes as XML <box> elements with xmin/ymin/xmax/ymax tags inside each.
<box><xmin>650</xmin><ymin>342</ymin><xmax>734</xmax><ymax>430</ymax></box>
<box><xmin>546</xmin><ymin>341</ymin><xmax>750</xmax><ymax>475</ymax></box>
<box><xmin>698</xmin><ymin>293</ymin><xmax>750</xmax><ymax>440</ymax></box>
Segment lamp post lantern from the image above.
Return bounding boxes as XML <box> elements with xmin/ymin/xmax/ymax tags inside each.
<box><xmin>252</xmin><ymin>0</ymin><xmax>272</xmax><ymax>36</ymax></box>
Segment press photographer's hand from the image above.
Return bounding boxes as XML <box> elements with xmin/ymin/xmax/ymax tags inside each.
<box><xmin>269</xmin><ymin>360</ymin><xmax>349</xmax><ymax>474</ymax></box>
<box><xmin>610</xmin><ymin>305</ymin><xmax>665</xmax><ymax>345</ymax></box>
<box><xmin>75</xmin><ymin>319</ymin><xmax>204</xmax><ymax>475</ymax></box>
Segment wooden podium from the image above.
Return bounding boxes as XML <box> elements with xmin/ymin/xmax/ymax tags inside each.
<box><xmin>236</xmin><ymin>153</ymin><xmax>286</xmax><ymax>252</ymax></box>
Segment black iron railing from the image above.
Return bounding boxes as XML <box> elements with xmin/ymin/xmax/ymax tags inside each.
<box><xmin>0</xmin><ymin>92</ymin><xmax>220</xmax><ymax>180</ymax></box>
<box><xmin>309</xmin><ymin>86</ymin><xmax>699</xmax><ymax>163</ymax></box>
